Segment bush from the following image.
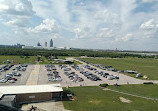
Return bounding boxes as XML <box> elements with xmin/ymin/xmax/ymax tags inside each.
<box><xmin>63</xmin><ymin>88</ymin><xmax>75</xmax><ymax>98</ymax></box>
<box><xmin>25</xmin><ymin>56</ymin><xmax>30</xmax><ymax>59</ymax></box>
<box><xmin>20</xmin><ymin>56</ymin><xmax>24</xmax><ymax>58</ymax></box>
<box><xmin>99</xmin><ymin>83</ymin><xmax>109</xmax><ymax>87</ymax></box>
<box><xmin>143</xmin><ymin>82</ymin><xmax>154</xmax><ymax>84</ymax></box>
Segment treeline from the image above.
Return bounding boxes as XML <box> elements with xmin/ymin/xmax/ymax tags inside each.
<box><xmin>0</xmin><ymin>48</ymin><xmax>156</xmax><ymax>58</ymax></box>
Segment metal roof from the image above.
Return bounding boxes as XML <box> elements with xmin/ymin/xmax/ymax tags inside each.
<box><xmin>0</xmin><ymin>84</ymin><xmax>63</xmax><ymax>98</ymax></box>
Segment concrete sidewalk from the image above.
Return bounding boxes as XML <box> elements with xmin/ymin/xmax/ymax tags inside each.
<box><xmin>21</xmin><ymin>101</ymin><xmax>71</xmax><ymax>111</ymax></box>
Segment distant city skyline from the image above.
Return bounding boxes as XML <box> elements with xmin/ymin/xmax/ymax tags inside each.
<box><xmin>0</xmin><ymin>0</ymin><xmax>158</xmax><ymax>51</ymax></box>
<box><xmin>36</xmin><ymin>39</ymin><xmax>54</xmax><ymax>48</ymax></box>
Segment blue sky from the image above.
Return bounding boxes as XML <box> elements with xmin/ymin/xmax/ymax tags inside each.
<box><xmin>0</xmin><ymin>0</ymin><xmax>158</xmax><ymax>51</ymax></box>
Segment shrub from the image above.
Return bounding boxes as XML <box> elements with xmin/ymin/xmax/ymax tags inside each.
<box><xmin>20</xmin><ymin>56</ymin><xmax>24</xmax><ymax>58</ymax></box>
<box><xmin>143</xmin><ymin>82</ymin><xmax>154</xmax><ymax>84</ymax></box>
<box><xmin>63</xmin><ymin>88</ymin><xmax>75</xmax><ymax>98</ymax></box>
<box><xmin>99</xmin><ymin>83</ymin><xmax>109</xmax><ymax>87</ymax></box>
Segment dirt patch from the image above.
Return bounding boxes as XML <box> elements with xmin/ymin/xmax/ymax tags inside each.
<box><xmin>103</xmin><ymin>88</ymin><xmax>110</xmax><ymax>91</ymax></box>
<box><xmin>120</xmin><ymin>97</ymin><xmax>132</xmax><ymax>103</ymax></box>
<box><xmin>71</xmin><ymin>96</ymin><xmax>77</xmax><ymax>101</ymax></box>
<box><xmin>89</xmin><ymin>100</ymin><xmax>101</xmax><ymax>105</ymax></box>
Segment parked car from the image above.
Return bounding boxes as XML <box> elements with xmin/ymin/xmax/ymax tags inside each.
<box><xmin>8</xmin><ymin>79</ymin><xmax>15</xmax><ymax>83</ymax></box>
<box><xmin>136</xmin><ymin>73</ymin><xmax>142</xmax><ymax>78</ymax></box>
<box><xmin>13</xmin><ymin>73</ymin><xmax>21</xmax><ymax>76</ymax></box>
<box><xmin>0</xmin><ymin>79</ymin><xmax>7</xmax><ymax>83</ymax></box>
<box><xmin>8</xmin><ymin>78</ymin><xmax>17</xmax><ymax>81</ymax></box>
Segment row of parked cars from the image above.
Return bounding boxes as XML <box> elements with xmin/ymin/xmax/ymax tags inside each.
<box><xmin>45</xmin><ymin>65</ymin><xmax>56</xmax><ymax>71</ymax></box>
<box><xmin>12</xmin><ymin>64</ymin><xmax>28</xmax><ymax>71</ymax></box>
<box><xmin>83</xmin><ymin>64</ymin><xmax>119</xmax><ymax>80</ymax></box>
<box><xmin>0</xmin><ymin>72</ymin><xmax>22</xmax><ymax>83</ymax></box>
<box><xmin>45</xmin><ymin>65</ymin><xmax>62</xmax><ymax>82</ymax></box>
<box><xmin>59</xmin><ymin>65</ymin><xmax>84</xmax><ymax>82</ymax></box>
<box><xmin>0</xmin><ymin>64</ymin><xmax>28</xmax><ymax>83</ymax></box>
<box><xmin>83</xmin><ymin>65</ymin><xmax>97</xmax><ymax>71</ymax></box>
<box><xmin>95</xmin><ymin>71</ymin><xmax>119</xmax><ymax>80</ymax></box>
<box><xmin>80</xmin><ymin>71</ymin><xmax>101</xmax><ymax>81</ymax></box>
<box><xmin>71</xmin><ymin>64</ymin><xmax>101</xmax><ymax>81</ymax></box>
<box><xmin>64</xmin><ymin>71</ymin><xmax>84</xmax><ymax>82</ymax></box>
<box><xmin>59</xmin><ymin>65</ymin><xmax>71</xmax><ymax>71</ymax></box>
<box><xmin>77</xmin><ymin>58</ymin><xmax>121</xmax><ymax>80</ymax></box>
<box><xmin>78</xmin><ymin>58</ymin><xmax>119</xmax><ymax>72</ymax></box>
<box><xmin>71</xmin><ymin>65</ymin><xmax>84</xmax><ymax>72</ymax></box>
<box><xmin>0</xmin><ymin>65</ymin><xmax>14</xmax><ymax>72</ymax></box>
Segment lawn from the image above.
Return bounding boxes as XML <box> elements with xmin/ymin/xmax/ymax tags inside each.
<box><xmin>0</xmin><ymin>56</ymin><xmax>37</xmax><ymax>64</ymax></box>
<box><xmin>109</xmin><ymin>84</ymin><xmax>158</xmax><ymax>99</ymax></box>
<box><xmin>63</xmin><ymin>85</ymin><xmax>158</xmax><ymax>111</ymax></box>
<box><xmin>0</xmin><ymin>56</ymin><xmax>82</xmax><ymax>65</ymax></box>
<box><xmin>79</xmin><ymin>57</ymin><xmax>158</xmax><ymax>80</ymax></box>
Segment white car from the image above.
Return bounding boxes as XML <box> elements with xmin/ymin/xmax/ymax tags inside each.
<box><xmin>8</xmin><ymin>80</ymin><xmax>15</xmax><ymax>83</ymax></box>
<box><xmin>107</xmin><ymin>76</ymin><xmax>114</xmax><ymax>80</ymax></box>
<box><xmin>48</xmin><ymin>77</ymin><xmax>56</xmax><ymax>81</ymax></box>
<box><xmin>56</xmin><ymin>78</ymin><xmax>62</xmax><ymax>81</ymax></box>
<box><xmin>0</xmin><ymin>79</ymin><xmax>7</xmax><ymax>83</ymax></box>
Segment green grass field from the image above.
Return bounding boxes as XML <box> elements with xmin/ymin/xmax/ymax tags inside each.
<box><xmin>63</xmin><ymin>85</ymin><xmax>158</xmax><ymax>111</ymax></box>
<box><xmin>80</xmin><ymin>57</ymin><xmax>158</xmax><ymax>80</ymax></box>
<box><xmin>109</xmin><ymin>84</ymin><xmax>158</xmax><ymax>99</ymax></box>
<box><xmin>0</xmin><ymin>56</ymin><xmax>82</xmax><ymax>65</ymax></box>
<box><xmin>0</xmin><ymin>56</ymin><xmax>37</xmax><ymax>64</ymax></box>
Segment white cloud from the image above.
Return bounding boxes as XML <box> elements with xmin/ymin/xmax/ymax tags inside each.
<box><xmin>28</xmin><ymin>19</ymin><xmax>58</xmax><ymax>33</ymax></box>
<box><xmin>0</xmin><ymin>4</ymin><xmax>9</xmax><ymax>11</ymax></box>
<box><xmin>140</xmin><ymin>19</ymin><xmax>156</xmax><ymax>30</ymax></box>
<box><xmin>122</xmin><ymin>33</ymin><xmax>133</xmax><ymax>41</ymax></box>
<box><xmin>73</xmin><ymin>25</ymin><xmax>93</xmax><ymax>39</ymax></box>
<box><xmin>31</xmin><ymin>0</ymin><xmax>71</xmax><ymax>26</ymax></box>
<box><xmin>0</xmin><ymin>0</ymin><xmax>35</xmax><ymax>28</ymax></box>
<box><xmin>7</xmin><ymin>17</ymin><xmax>29</xmax><ymax>27</ymax></box>
<box><xmin>140</xmin><ymin>19</ymin><xmax>158</xmax><ymax>38</ymax></box>
<box><xmin>97</xmin><ymin>28</ymin><xmax>114</xmax><ymax>38</ymax></box>
<box><xmin>0</xmin><ymin>0</ymin><xmax>35</xmax><ymax>16</ymax></box>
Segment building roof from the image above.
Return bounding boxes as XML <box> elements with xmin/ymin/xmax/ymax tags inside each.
<box><xmin>0</xmin><ymin>84</ymin><xmax>63</xmax><ymax>99</ymax></box>
<box><xmin>0</xmin><ymin>92</ymin><xmax>3</xmax><ymax>99</ymax></box>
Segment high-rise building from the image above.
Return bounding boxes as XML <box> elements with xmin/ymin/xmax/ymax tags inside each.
<box><xmin>50</xmin><ymin>39</ymin><xmax>53</xmax><ymax>47</ymax></box>
<box><xmin>45</xmin><ymin>42</ymin><xmax>47</xmax><ymax>47</ymax></box>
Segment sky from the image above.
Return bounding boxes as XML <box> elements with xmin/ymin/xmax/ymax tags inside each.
<box><xmin>0</xmin><ymin>0</ymin><xmax>158</xmax><ymax>51</ymax></box>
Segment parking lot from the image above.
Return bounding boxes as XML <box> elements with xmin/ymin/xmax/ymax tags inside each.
<box><xmin>1</xmin><ymin>61</ymin><xmax>156</xmax><ymax>87</ymax></box>
<box><xmin>0</xmin><ymin>65</ymin><xmax>33</xmax><ymax>86</ymax></box>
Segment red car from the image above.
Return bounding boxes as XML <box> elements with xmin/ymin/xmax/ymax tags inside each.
<box><xmin>8</xmin><ymin>78</ymin><xmax>17</xmax><ymax>81</ymax></box>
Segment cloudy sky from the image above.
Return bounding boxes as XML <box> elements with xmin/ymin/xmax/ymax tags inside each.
<box><xmin>0</xmin><ymin>0</ymin><xmax>158</xmax><ymax>51</ymax></box>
